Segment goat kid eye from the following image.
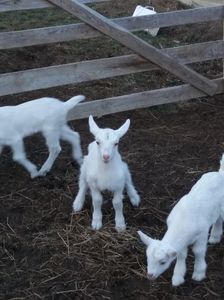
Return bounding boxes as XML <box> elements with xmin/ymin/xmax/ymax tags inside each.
<box><xmin>96</xmin><ymin>141</ymin><xmax>100</xmax><ymax>145</ymax></box>
<box><xmin>114</xmin><ymin>143</ymin><xmax>118</xmax><ymax>146</ymax></box>
<box><xmin>160</xmin><ymin>261</ymin><xmax>166</xmax><ymax>265</ymax></box>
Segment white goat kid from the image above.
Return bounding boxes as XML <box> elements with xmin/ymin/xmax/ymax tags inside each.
<box><xmin>0</xmin><ymin>95</ymin><xmax>85</xmax><ymax>178</ymax></box>
<box><xmin>73</xmin><ymin>115</ymin><xmax>140</xmax><ymax>232</ymax></box>
<box><xmin>138</xmin><ymin>155</ymin><xmax>224</xmax><ymax>286</ymax></box>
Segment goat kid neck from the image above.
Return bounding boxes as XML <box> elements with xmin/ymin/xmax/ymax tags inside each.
<box><xmin>161</xmin><ymin>223</ymin><xmax>191</xmax><ymax>254</ymax></box>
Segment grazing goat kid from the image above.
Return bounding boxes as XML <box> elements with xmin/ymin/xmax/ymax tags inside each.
<box><xmin>138</xmin><ymin>155</ymin><xmax>224</xmax><ymax>286</ymax></box>
<box><xmin>73</xmin><ymin>115</ymin><xmax>140</xmax><ymax>232</ymax></box>
<box><xmin>0</xmin><ymin>95</ymin><xmax>85</xmax><ymax>178</ymax></box>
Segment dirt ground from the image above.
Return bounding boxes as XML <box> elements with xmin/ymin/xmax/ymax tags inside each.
<box><xmin>0</xmin><ymin>0</ymin><xmax>223</xmax><ymax>299</ymax></box>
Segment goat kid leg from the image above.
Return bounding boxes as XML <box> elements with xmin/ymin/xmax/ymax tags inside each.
<box><xmin>124</xmin><ymin>163</ymin><xmax>140</xmax><ymax>206</ymax></box>
<box><xmin>11</xmin><ymin>140</ymin><xmax>38</xmax><ymax>178</ymax></box>
<box><xmin>112</xmin><ymin>190</ymin><xmax>126</xmax><ymax>232</ymax></box>
<box><xmin>209</xmin><ymin>216</ymin><xmax>223</xmax><ymax>244</ymax></box>
<box><xmin>90</xmin><ymin>187</ymin><xmax>103</xmax><ymax>230</ymax></box>
<box><xmin>61</xmin><ymin>126</ymin><xmax>83</xmax><ymax>166</ymax></box>
<box><xmin>172</xmin><ymin>248</ymin><xmax>188</xmax><ymax>286</ymax></box>
<box><xmin>192</xmin><ymin>234</ymin><xmax>208</xmax><ymax>281</ymax></box>
<box><xmin>73</xmin><ymin>168</ymin><xmax>87</xmax><ymax>212</ymax></box>
<box><xmin>38</xmin><ymin>131</ymin><xmax>61</xmax><ymax>176</ymax></box>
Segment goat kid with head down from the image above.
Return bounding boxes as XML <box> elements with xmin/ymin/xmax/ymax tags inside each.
<box><xmin>0</xmin><ymin>95</ymin><xmax>85</xmax><ymax>178</ymax></box>
<box><xmin>73</xmin><ymin>115</ymin><xmax>140</xmax><ymax>232</ymax></box>
<box><xmin>138</xmin><ymin>154</ymin><xmax>224</xmax><ymax>286</ymax></box>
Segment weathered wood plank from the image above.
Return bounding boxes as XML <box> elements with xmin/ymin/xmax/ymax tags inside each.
<box><xmin>68</xmin><ymin>78</ymin><xmax>224</xmax><ymax>120</ymax></box>
<box><xmin>162</xmin><ymin>41</ymin><xmax>224</xmax><ymax>63</ymax></box>
<box><xmin>0</xmin><ymin>0</ymin><xmax>109</xmax><ymax>12</ymax></box>
<box><xmin>1</xmin><ymin>6</ymin><xmax>224</xmax><ymax>49</ymax></box>
<box><xmin>48</xmin><ymin>0</ymin><xmax>218</xmax><ymax>96</ymax></box>
<box><xmin>119</xmin><ymin>5</ymin><xmax>224</xmax><ymax>30</ymax></box>
<box><xmin>0</xmin><ymin>41</ymin><xmax>223</xmax><ymax>97</ymax></box>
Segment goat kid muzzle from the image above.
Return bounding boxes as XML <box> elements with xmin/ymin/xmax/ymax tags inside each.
<box><xmin>103</xmin><ymin>153</ymin><xmax>110</xmax><ymax>163</ymax></box>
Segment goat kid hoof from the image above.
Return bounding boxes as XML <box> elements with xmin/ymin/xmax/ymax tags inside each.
<box><xmin>92</xmin><ymin>220</ymin><xmax>102</xmax><ymax>231</ymax></box>
<box><xmin>73</xmin><ymin>200</ymin><xmax>83</xmax><ymax>212</ymax></box>
<box><xmin>30</xmin><ymin>170</ymin><xmax>39</xmax><ymax>179</ymax></box>
<box><xmin>192</xmin><ymin>272</ymin><xmax>206</xmax><ymax>281</ymax></box>
<box><xmin>172</xmin><ymin>276</ymin><xmax>185</xmax><ymax>286</ymax></box>
<box><xmin>208</xmin><ymin>236</ymin><xmax>221</xmax><ymax>244</ymax></box>
<box><xmin>37</xmin><ymin>170</ymin><xmax>48</xmax><ymax>177</ymax></box>
<box><xmin>115</xmin><ymin>224</ymin><xmax>126</xmax><ymax>232</ymax></box>
<box><xmin>131</xmin><ymin>195</ymin><xmax>140</xmax><ymax>207</ymax></box>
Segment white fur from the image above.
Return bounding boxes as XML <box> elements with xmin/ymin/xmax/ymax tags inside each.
<box><xmin>0</xmin><ymin>95</ymin><xmax>85</xmax><ymax>178</ymax></box>
<box><xmin>138</xmin><ymin>154</ymin><xmax>224</xmax><ymax>286</ymax></box>
<box><xmin>73</xmin><ymin>115</ymin><xmax>140</xmax><ymax>232</ymax></box>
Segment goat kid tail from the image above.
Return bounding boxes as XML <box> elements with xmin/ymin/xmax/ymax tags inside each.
<box><xmin>64</xmin><ymin>95</ymin><xmax>85</xmax><ymax>111</ymax></box>
<box><xmin>219</xmin><ymin>153</ymin><xmax>224</xmax><ymax>172</ymax></box>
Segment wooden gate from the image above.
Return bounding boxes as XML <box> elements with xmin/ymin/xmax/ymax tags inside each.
<box><xmin>0</xmin><ymin>0</ymin><xmax>223</xmax><ymax>120</ymax></box>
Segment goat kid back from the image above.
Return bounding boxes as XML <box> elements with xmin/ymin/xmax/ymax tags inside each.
<box><xmin>0</xmin><ymin>95</ymin><xmax>85</xmax><ymax>178</ymax></box>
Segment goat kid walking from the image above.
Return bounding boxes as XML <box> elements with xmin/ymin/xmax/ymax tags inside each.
<box><xmin>73</xmin><ymin>115</ymin><xmax>140</xmax><ymax>232</ymax></box>
<box><xmin>0</xmin><ymin>95</ymin><xmax>85</xmax><ymax>178</ymax></box>
<box><xmin>138</xmin><ymin>154</ymin><xmax>224</xmax><ymax>286</ymax></box>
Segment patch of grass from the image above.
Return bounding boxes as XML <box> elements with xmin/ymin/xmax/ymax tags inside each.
<box><xmin>0</xmin><ymin>8</ymin><xmax>80</xmax><ymax>31</ymax></box>
<box><xmin>0</xmin><ymin>0</ymin><xmax>150</xmax><ymax>31</ymax></box>
<box><xmin>135</xmin><ymin>31</ymin><xmax>182</xmax><ymax>48</ymax></box>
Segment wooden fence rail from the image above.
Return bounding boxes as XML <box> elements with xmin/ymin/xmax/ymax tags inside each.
<box><xmin>0</xmin><ymin>6</ymin><xmax>223</xmax><ymax>50</ymax></box>
<box><xmin>68</xmin><ymin>78</ymin><xmax>224</xmax><ymax>120</ymax></box>
<box><xmin>0</xmin><ymin>40</ymin><xmax>223</xmax><ymax>97</ymax></box>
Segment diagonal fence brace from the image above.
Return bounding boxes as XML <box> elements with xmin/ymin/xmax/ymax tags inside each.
<box><xmin>48</xmin><ymin>0</ymin><xmax>218</xmax><ymax>96</ymax></box>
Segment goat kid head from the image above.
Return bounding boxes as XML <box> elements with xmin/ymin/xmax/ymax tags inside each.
<box><xmin>138</xmin><ymin>231</ymin><xmax>177</xmax><ymax>280</ymax></box>
<box><xmin>88</xmin><ymin>115</ymin><xmax>130</xmax><ymax>163</ymax></box>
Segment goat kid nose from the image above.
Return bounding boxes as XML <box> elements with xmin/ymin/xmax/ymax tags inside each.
<box><xmin>103</xmin><ymin>154</ymin><xmax>110</xmax><ymax>161</ymax></box>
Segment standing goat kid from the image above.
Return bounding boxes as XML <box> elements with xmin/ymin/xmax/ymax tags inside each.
<box><xmin>73</xmin><ymin>115</ymin><xmax>140</xmax><ymax>232</ymax></box>
<box><xmin>0</xmin><ymin>95</ymin><xmax>85</xmax><ymax>178</ymax></box>
<box><xmin>138</xmin><ymin>154</ymin><xmax>224</xmax><ymax>286</ymax></box>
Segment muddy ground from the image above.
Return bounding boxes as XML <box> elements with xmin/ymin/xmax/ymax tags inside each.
<box><xmin>0</xmin><ymin>0</ymin><xmax>223</xmax><ymax>299</ymax></box>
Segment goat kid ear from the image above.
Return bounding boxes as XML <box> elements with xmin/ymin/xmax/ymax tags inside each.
<box><xmin>137</xmin><ymin>230</ymin><xmax>153</xmax><ymax>246</ymax></box>
<box><xmin>116</xmin><ymin>119</ymin><xmax>130</xmax><ymax>138</ymax></box>
<box><xmin>89</xmin><ymin>115</ymin><xmax>100</xmax><ymax>136</ymax></box>
<box><xmin>167</xmin><ymin>248</ymin><xmax>177</xmax><ymax>259</ymax></box>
